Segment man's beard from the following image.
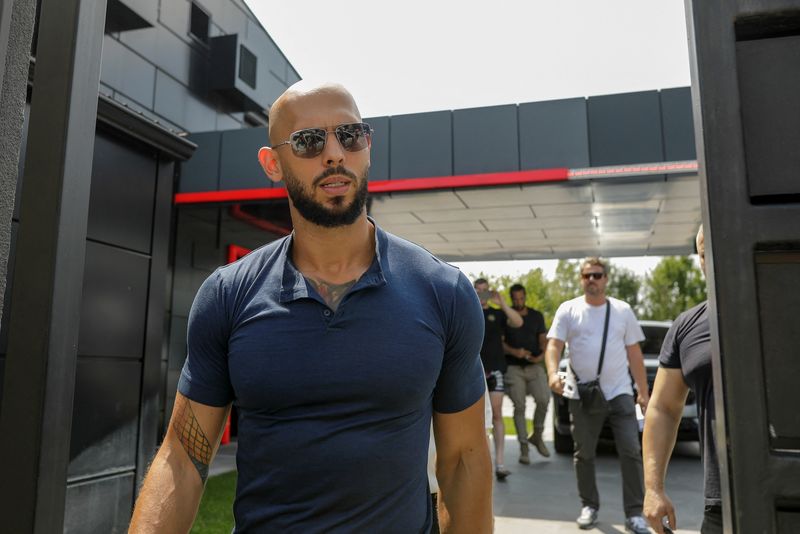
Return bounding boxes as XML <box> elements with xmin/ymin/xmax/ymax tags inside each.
<box><xmin>284</xmin><ymin>165</ymin><xmax>369</xmax><ymax>228</ymax></box>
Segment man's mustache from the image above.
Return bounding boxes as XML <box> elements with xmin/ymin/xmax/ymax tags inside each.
<box><xmin>313</xmin><ymin>165</ymin><xmax>358</xmax><ymax>187</ymax></box>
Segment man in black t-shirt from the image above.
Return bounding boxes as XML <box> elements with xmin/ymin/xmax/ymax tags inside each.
<box><xmin>643</xmin><ymin>226</ymin><xmax>722</xmax><ymax>534</ymax></box>
<box><xmin>502</xmin><ymin>284</ymin><xmax>550</xmax><ymax>463</ymax></box>
<box><xmin>474</xmin><ymin>278</ymin><xmax>523</xmax><ymax>481</ymax></box>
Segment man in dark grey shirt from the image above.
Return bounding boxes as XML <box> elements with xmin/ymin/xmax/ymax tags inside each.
<box><xmin>643</xmin><ymin>226</ymin><xmax>722</xmax><ymax>534</ymax></box>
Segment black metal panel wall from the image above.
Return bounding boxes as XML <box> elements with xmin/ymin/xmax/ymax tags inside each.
<box><xmin>87</xmin><ymin>134</ymin><xmax>157</xmax><ymax>254</ymax></box>
<box><xmin>518</xmin><ymin>97</ymin><xmax>590</xmax><ymax>170</ymax></box>
<box><xmin>180</xmin><ymin>131</ymin><xmax>221</xmax><ymax>192</ymax></box>
<box><xmin>102</xmin><ymin>0</ymin><xmax>298</xmax><ymax>133</ymax></box>
<box><xmin>63</xmin><ymin>473</ymin><xmax>135</xmax><ymax>534</ymax></box>
<box><xmin>179</xmin><ymin>88</ymin><xmax>692</xmax><ymax>194</ymax></box>
<box><xmin>686</xmin><ymin>1</ymin><xmax>800</xmax><ymax>531</ymax></box>
<box><xmin>453</xmin><ymin>104</ymin><xmax>519</xmax><ymax>175</ymax></box>
<box><xmin>219</xmin><ymin>127</ymin><xmax>269</xmax><ymax>190</ymax></box>
<box><xmin>68</xmin><ymin>359</ymin><xmax>141</xmax><ymax>478</ymax></box>
<box><xmin>755</xmin><ymin>253</ymin><xmax>800</xmax><ymax>451</ymax></box>
<box><xmin>390</xmin><ymin>110</ymin><xmax>453</xmax><ymax>179</ymax></box>
<box><xmin>366</xmin><ymin>115</ymin><xmax>389</xmax><ymax>181</ymax></box>
<box><xmin>660</xmin><ymin>87</ymin><xmax>696</xmax><ymax>162</ymax></box>
<box><xmin>736</xmin><ymin>33</ymin><xmax>800</xmax><ymax>199</ymax></box>
<box><xmin>587</xmin><ymin>90</ymin><xmax>664</xmax><ymax>166</ymax></box>
<box><xmin>77</xmin><ymin>241</ymin><xmax>151</xmax><ymax>358</ymax></box>
<box><xmin>60</xmin><ymin>127</ymin><xmax>168</xmax><ymax>530</ymax></box>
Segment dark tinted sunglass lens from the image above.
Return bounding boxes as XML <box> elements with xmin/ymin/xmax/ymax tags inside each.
<box><xmin>292</xmin><ymin>129</ymin><xmax>326</xmax><ymax>158</ymax></box>
<box><xmin>336</xmin><ymin>123</ymin><xmax>369</xmax><ymax>152</ymax></box>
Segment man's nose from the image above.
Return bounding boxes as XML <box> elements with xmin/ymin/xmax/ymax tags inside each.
<box><xmin>321</xmin><ymin>131</ymin><xmax>345</xmax><ymax>167</ymax></box>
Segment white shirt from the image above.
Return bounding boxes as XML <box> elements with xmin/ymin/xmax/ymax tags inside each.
<box><xmin>548</xmin><ymin>296</ymin><xmax>644</xmax><ymax>400</ymax></box>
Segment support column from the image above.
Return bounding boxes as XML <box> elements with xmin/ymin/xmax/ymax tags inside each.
<box><xmin>0</xmin><ymin>0</ymin><xmax>107</xmax><ymax>531</ymax></box>
<box><xmin>0</xmin><ymin>0</ymin><xmax>35</xmax><ymax>324</ymax></box>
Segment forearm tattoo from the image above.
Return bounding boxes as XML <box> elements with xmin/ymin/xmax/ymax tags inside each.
<box><xmin>172</xmin><ymin>398</ymin><xmax>212</xmax><ymax>483</ymax></box>
<box><xmin>306</xmin><ymin>277</ymin><xmax>356</xmax><ymax>312</ymax></box>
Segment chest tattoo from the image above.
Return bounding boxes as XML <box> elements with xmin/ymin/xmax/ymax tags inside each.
<box><xmin>306</xmin><ymin>276</ymin><xmax>357</xmax><ymax>312</ymax></box>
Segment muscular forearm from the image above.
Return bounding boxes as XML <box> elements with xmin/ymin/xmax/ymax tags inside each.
<box><xmin>627</xmin><ymin>351</ymin><xmax>649</xmax><ymax>397</ymax></box>
<box><xmin>544</xmin><ymin>342</ymin><xmax>561</xmax><ymax>378</ymax></box>
<box><xmin>642</xmin><ymin>406</ymin><xmax>682</xmax><ymax>492</ymax></box>
<box><xmin>436</xmin><ymin>446</ymin><xmax>493</xmax><ymax>533</ymax></box>
<box><xmin>129</xmin><ymin>437</ymin><xmax>205</xmax><ymax>533</ymax></box>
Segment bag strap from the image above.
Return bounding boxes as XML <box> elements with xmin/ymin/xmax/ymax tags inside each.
<box><xmin>596</xmin><ymin>299</ymin><xmax>611</xmax><ymax>378</ymax></box>
<box><xmin>569</xmin><ymin>299</ymin><xmax>611</xmax><ymax>383</ymax></box>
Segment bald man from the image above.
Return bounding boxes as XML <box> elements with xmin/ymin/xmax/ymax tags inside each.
<box><xmin>643</xmin><ymin>226</ymin><xmax>721</xmax><ymax>534</ymax></box>
<box><xmin>130</xmin><ymin>82</ymin><xmax>493</xmax><ymax>533</ymax></box>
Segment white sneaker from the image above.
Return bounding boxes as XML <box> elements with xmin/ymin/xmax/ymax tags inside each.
<box><xmin>576</xmin><ymin>506</ymin><xmax>598</xmax><ymax>529</ymax></box>
<box><xmin>624</xmin><ymin>515</ymin><xmax>652</xmax><ymax>534</ymax></box>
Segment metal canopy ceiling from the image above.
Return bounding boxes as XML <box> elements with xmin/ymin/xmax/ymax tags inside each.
<box><xmin>369</xmin><ymin>171</ymin><xmax>701</xmax><ymax>261</ymax></box>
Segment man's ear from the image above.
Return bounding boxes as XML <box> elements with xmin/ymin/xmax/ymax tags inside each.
<box><xmin>258</xmin><ymin>147</ymin><xmax>282</xmax><ymax>184</ymax></box>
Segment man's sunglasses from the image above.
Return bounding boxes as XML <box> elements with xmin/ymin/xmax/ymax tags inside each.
<box><xmin>273</xmin><ymin>122</ymin><xmax>372</xmax><ymax>159</ymax></box>
<box><xmin>581</xmin><ymin>272</ymin><xmax>605</xmax><ymax>280</ymax></box>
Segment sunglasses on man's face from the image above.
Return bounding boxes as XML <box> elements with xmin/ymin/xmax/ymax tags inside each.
<box><xmin>581</xmin><ymin>272</ymin><xmax>605</xmax><ymax>280</ymax></box>
<box><xmin>273</xmin><ymin>122</ymin><xmax>372</xmax><ymax>159</ymax></box>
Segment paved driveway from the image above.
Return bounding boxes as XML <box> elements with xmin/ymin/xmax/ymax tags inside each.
<box><xmin>495</xmin><ymin>398</ymin><xmax>703</xmax><ymax>533</ymax></box>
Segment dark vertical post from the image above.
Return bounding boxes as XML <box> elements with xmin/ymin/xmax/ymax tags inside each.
<box><xmin>0</xmin><ymin>0</ymin><xmax>35</xmax><ymax>324</ymax></box>
<box><xmin>685</xmin><ymin>0</ymin><xmax>800</xmax><ymax>532</ymax></box>
<box><xmin>0</xmin><ymin>0</ymin><xmax>107</xmax><ymax>532</ymax></box>
<box><xmin>136</xmin><ymin>158</ymin><xmax>176</xmax><ymax>492</ymax></box>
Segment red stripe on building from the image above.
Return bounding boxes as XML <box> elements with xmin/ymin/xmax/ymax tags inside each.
<box><xmin>174</xmin><ymin>168</ymin><xmax>570</xmax><ymax>205</ymax></box>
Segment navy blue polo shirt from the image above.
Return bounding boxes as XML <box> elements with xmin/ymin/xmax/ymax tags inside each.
<box><xmin>178</xmin><ymin>221</ymin><xmax>485</xmax><ymax>533</ymax></box>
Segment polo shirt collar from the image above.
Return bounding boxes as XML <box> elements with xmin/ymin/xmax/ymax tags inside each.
<box><xmin>279</xmin><ymin>217</ymin><xmax>387</xmax><ymax>304</ymax></box>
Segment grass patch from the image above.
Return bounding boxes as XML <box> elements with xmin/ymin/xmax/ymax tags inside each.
<box><xmin>499</xmin><ymin>416</ymin><xmax>532</xmax><ymax>436</ymax></box>
<box><xmin>191</xmin><ymin>471</ymin><xmax>237</xmax><ymax>534</ymax></box>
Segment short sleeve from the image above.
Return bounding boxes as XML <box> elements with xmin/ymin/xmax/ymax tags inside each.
<box><xmin>433</xmin><ymin>271</ymin><xmax>486</xmax><ymax>414</ymax></box>
<box><xmin>548</xmin><ymin>302</ymin><xmax>570</xmax><ymax>341</ymax></box>
<box><xmin>623</xmin><ymin>306</ymin><xmax>646</xmax><ymax>345</ymax></box>
<box><xmin>658</xmin><ymin>322</ymin><xmax>682</xmax><ymax>369</ymax></box>
<box><xmin>177</xmin><ymin>270</ymin><xmax>235</xmax><ymax>406</ymax></box>
<box><xmin>535</xmin><ymin>311</ymin><xmax>548</xmax><ymax>336</ymax></box>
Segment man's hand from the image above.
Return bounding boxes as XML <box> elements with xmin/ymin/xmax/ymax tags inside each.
<box><xmin>544</xmin><ymin>338</ymin><xmax>565</xmax><ymax>395</ymax></box>
<box><xmin>644</xmin><ymin>489</ymin><xmax>677</xmax><ymax>533</ymax></box>
<box><xmin>548</xmin><ymin>372</ymin><xmax>564</xmax><ymax>395</ymax></box>
<box><xmin>517</xmin><ymin>348</ymin><xmax>532</xmax><ymax>360</ymax></box>
<box><xmin>488</xmin><ymin>289</ymin><xmax>502</xmax><ymax>306</ymax></box>
<box><xmin>637</xmin><ymin>391</ymin><xmax>650</xmax><ymax>415</ymax></box>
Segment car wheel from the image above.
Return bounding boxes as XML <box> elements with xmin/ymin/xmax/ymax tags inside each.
<box><xmin>553</xmin><ymin>424</ymin><xmax>574</xmax><ymax>454</ymax></box>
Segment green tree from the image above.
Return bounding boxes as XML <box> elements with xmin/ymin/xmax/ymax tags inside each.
<box><xmin>607</xmin><ymin>264</ymin><xmax>642</xmax><ymax>313</ymax></box>
<box><xmin>641</xmin><ymin>256</ymin><xmax>706</xmax><ymax>321</ymax></box>
<box><xmin>496</xmin><ymin>268</ymin><xmax>555</xmax><ymax>324</ymax></box>
<box><xmin>547</xmin><ymin>259</ymin><xmax>582</xmax><ymax>315</ymax></box>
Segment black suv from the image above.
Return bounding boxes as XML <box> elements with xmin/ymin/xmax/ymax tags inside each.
<box><xmin>551</xmin><ymin>320</ymin><xmax>700</xmax><ymax>454</ymax></box>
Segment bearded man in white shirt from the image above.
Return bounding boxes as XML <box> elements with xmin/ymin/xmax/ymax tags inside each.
<box><xmin>545</xmin><ymin>257</ymin><xmax>651</xmax><ymax>534</ymax></box>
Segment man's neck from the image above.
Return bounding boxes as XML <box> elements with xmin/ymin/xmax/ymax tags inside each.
<box><xmin>291</xmin><ymin>212</ymin><xmax>375</xmax><ymax>284</ymax></box>
<box><xmin>584</xmin><ymin>293</ymin><xmax>607</xmax><ymax>307</ymax></box>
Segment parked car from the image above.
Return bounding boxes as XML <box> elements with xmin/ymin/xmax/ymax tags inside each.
<box><xmin>551</xmin><ymin>320</ymin><xmax>700</xmax><ymax>454</ymax></box>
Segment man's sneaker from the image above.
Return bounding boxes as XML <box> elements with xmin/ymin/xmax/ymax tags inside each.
<box><xmin>624</xmin><ymin>515</ymin><xmax>651</xmax><ymax>534</ymax></box>
<box><xmin>495</xmin><ymin>466</ymin><xmax>511</xmax><ymax>481</ymax></box>
<box><xmin>576</xmin><ymin>506</ymin><xmax>598</xmax><ymax>529</ymax></box>
<box><xmin>519</xmin><ymin>443</ymin><xmax>530</xmax><ymax>465</ymax></box>
<box><xmin>528</xmin><ymin>434</ymin><xmax>551</xmax><ymax>458</ymax></box>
